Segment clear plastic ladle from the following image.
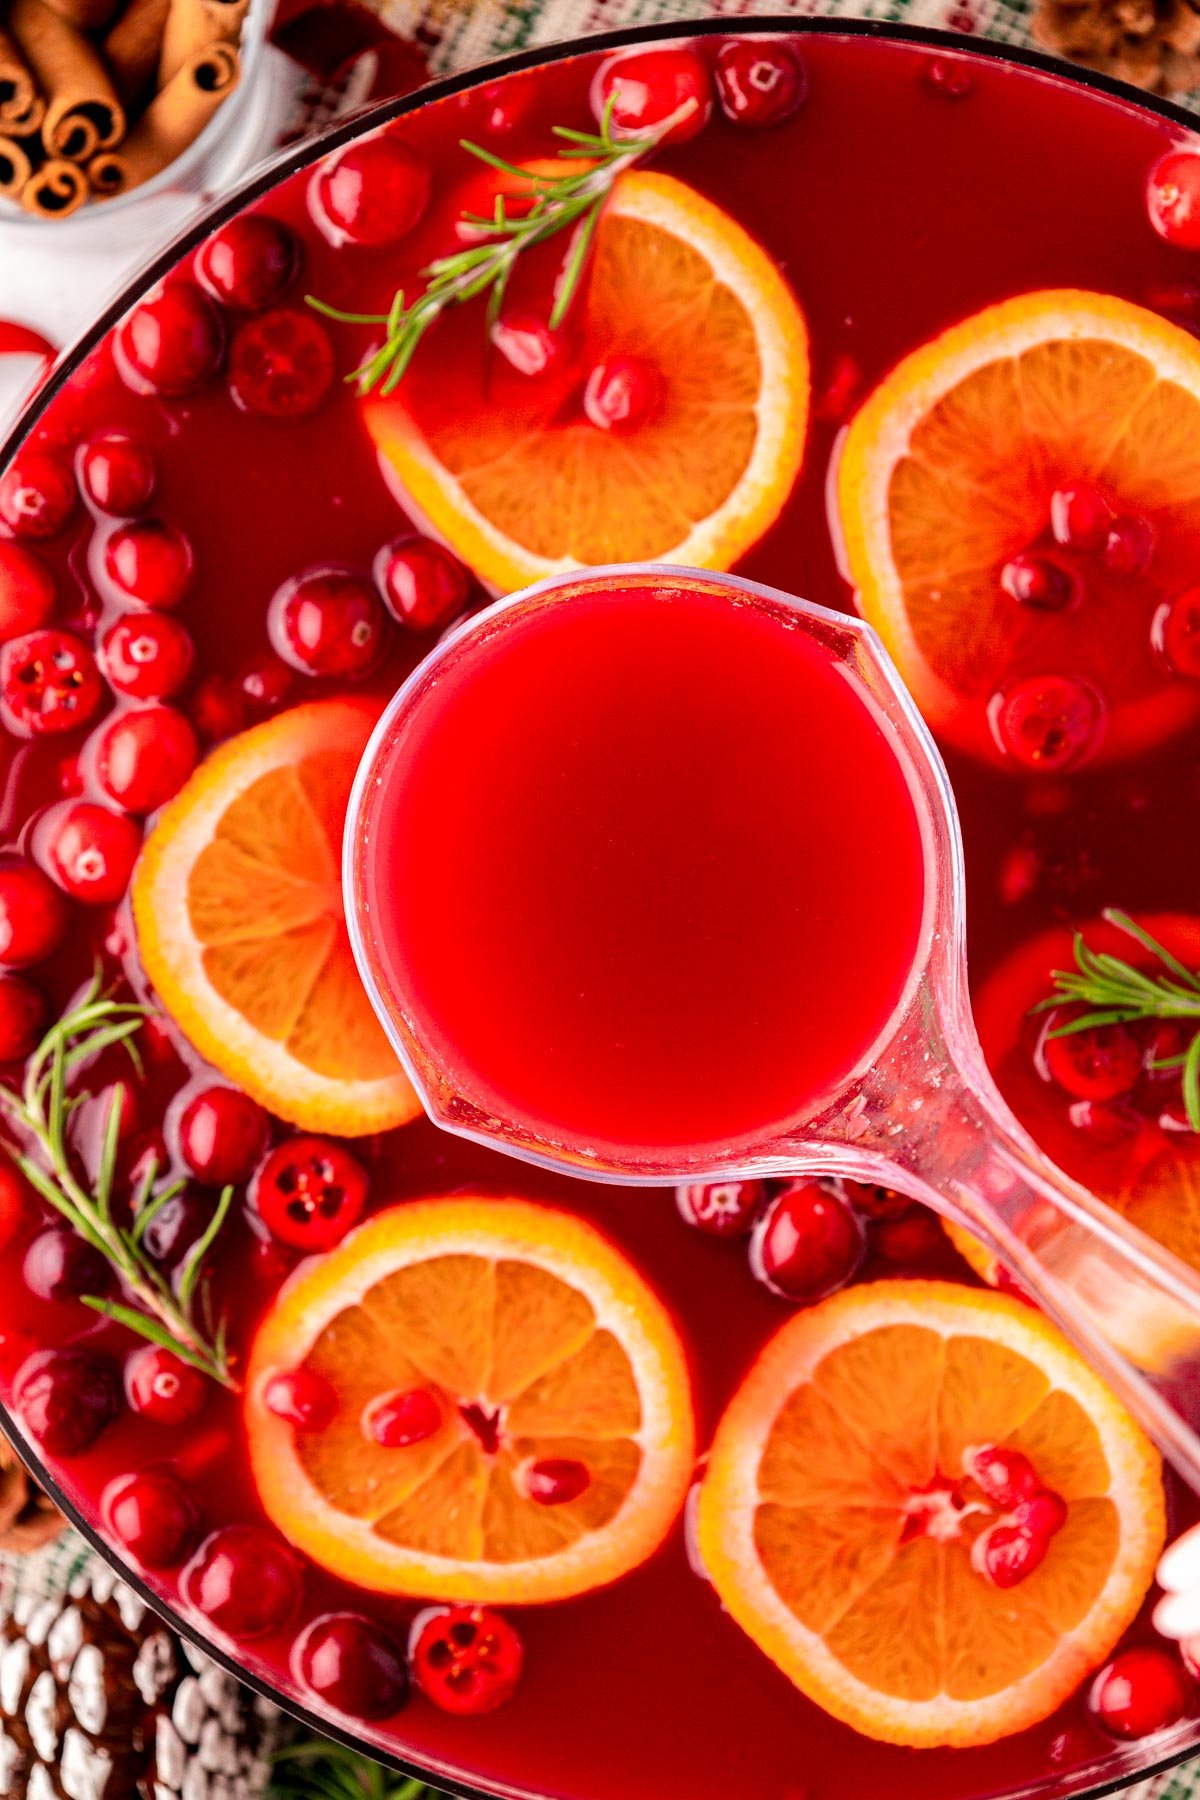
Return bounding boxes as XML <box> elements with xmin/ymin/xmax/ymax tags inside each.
<box><xmin>345</xmin><ymin>565</ymin><xmax>1200</xmax><ymax>1497</ymax></box>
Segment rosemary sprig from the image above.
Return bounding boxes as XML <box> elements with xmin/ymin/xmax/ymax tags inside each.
<box><xmin>0</xmin><ymin>973</ymin><xmax>239</xmax><ymax>1390</ymax></box>
<box><xmin>270</xmin><ymin>1741</ymin><xmax>438</xmax><ymax>1800</ymax></box>
<box><xmin>308</xmin><ymin>94</ymin><xmax>693</xmax><ymax>395</ymax></box>
<box><xmin>1037</xmin><ymin>908</ymin><xmax>1200</xmax><ymax>1129</ymax></box>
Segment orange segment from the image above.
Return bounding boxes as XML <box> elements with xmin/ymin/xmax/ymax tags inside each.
<box><xmin>697</xmin><ymin>1281</ymin><xmax>1163</xmax><ymax>1748</ymax></box>
<box><xmin>245</xmin><ymin>1197</ymin><xmax>695</xmax><ymax>1602</ymax></box>
<box><xmin>837</xmin><ymin>291</ymin><xmax>1200</xmax><ymax>765</ymax></box>
<box><xmin>366</xmin><ymin>172</ymin><xmax>808</xmax><ymax>589</ymax></box>
<box><xmin>132</xmin><ymin>700</ymin><xmax>418</xmax><ymax>1136</ymax></box>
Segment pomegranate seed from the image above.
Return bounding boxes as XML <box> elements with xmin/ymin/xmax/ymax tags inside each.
<box><xmin>975</xmin><ymin>1520</ymin><xmax>1049</xmax><ymax>1587</ymax></box>
<box><xmin>267</xmin><ymin>565</ymin><xmax>386</xmax><ymax>678</ymax></box>
<box><xmin>0</xmin><ymin>974</ymin><xmax>46</xmax><ymax>1060</ymax></box>
<box><xmin>583</xmin><ymin>356</ymin><xmax>658</xmax><ymax>431</ymax></box>
<box><xmin>115</xmin><ymin>283</ymin><xmax>225</xmax><ymax>397</ymax></box>
<box><xmin>0</xmin><ymin>628</ymin><xmax>103</xmax><ymax>737</ymax></box>
<box><xmin>1089</xmin><ymin>1647</ymin><xmax>1192</xmax><ymax>1738</ymax></box>
<box><xmin>176</xmin><ymin>1085</ymin><xmax>269</xmax><ymax>1185</ymax></box>
<box><xmin>264</xmin><ymin>1367</ymin><xmax>338</xmax><ymax>1429</ymax></box>
<box><xmin>0</xmin><ymin>449</ymin><xmax>76</xmax><ymax>540</ymax></box>
<box><xmin>364</xmin><ymin>1386</ymin><xmax>442</xmax><ymax>1448</ymax></box>
<box><xmin>102</xmin><ymin>1468</ymin><xmax>197</xmax><ymax>1568</ymax></box>
<box><xmin>750</xmin><ymin>1182</ymin><xmax>864</xmax><ymax>1301</ymax></box>
<box><xmin>23</xmin><ymin>1227</ymin><xmax>111</xmax><ymax>1302</ymax></box>
<box><xmin>713</xmin><ymin>39</ymin><xmax>807</xmax><ymax>128</ymax></box>
<box><xmin>1037</xmin><ymin>1011</ymin><xmax>1142</xmax><ymax>1101</ymax></box>
<box><xmin>524</xmin><ymin>1457</ymin><xmax>590</xmax><ymax>1505</ymax></box>
<box><xmin>228</xmin><ymin>309</ymin><xmax>335</xmax><ymax>420</ymax></box>
<box><xmin>409</xmin><ymin>1604</ymin><xmax>523</xmax><ymax>1715</ymax></box>
<box><xmin>196</xmin><ymin>214</ymin><xmax>300</xmax><ymax>313</ymax></box>
<box><xmin>104</xmin><ymin>518</ymin><xmax>193</xmax><ymax>609</ymax></box>
<box><xmin>963</xmin><ymin>1444</ymin><xmax>1041</xmax><ymax>1507</ymax></box>
<box><xmin>14</xmin><ymin>1346</ymin><xmax>121</xmax><ymax>1455</ymax></box>
<box><xmin>1049</xmin><ymin>482</ymin><xmax>1112</xmax><ymax>551</ymax></box>
<box><xmin>675</xmin><ymin>1179</ymin><xmax>766</xmax><ymax>1238</ymax></box>
<box><xmin>98</xmin><ymin>612</ymin><xmax>194</xmax><ymax>701</ymax></box>
<box><xmin>988</xmin><ymin>673</ymin><xmax>1106</xmax><ymax>771</ymax></box>
<box><xmin>0</xmin><ymin>542</ymin><xmax>55</xmax><ymax>640</ymax></box>
<box><xmin>1148</xmin><ymin>151</ymin><xmax>1200</xmax><ymax>250</ymax></box>
<box><xmin>376</xmin><ymin>536</ymin><xmax>469</xmax><ymax>634</ymax></box>
<box><xmin>35</xmin><ymin>800</ymin><xmax>141</xmax><ymax>904</ymax></box>
<box><xmin>925</xmin><ymin>56</ymin><xmax>975</xmax><ymax>98</ymax></box>
<box><xmin>126</xmin><ymin>1345</ymin><xmax>207</xmax><ymax>1425</ymax></box>
<box><xmin>183</xmin><ymin>1525</ymin><xmax>302</xmax><ymax>1639</ymax></box>
<box><xmin>78</xmin><ymin>432</ymin><xmax>156</xmax><ymax>516</ymax></box>
<box><xmin>311</xmin><ymin>134</ymin><xmax>430</xmax><ymax>248</ymax></box>
<box><xmin>1104</xmin><ymin>515</ymin><xmax>1155</xmax><ymax>578</ymax></box>
<box><xmin>251</xmin><ymin>1136</ymin><xmax>368</xmax><ymax>1250</ymax></box>
<box><xmin>1012</xmin><ymin>1488</ymin><xmax>1069</xmax><ymax>1537</ymax></box>
<box><xmin>1154</xmin><ymin>586</ymin><xmax>1200</xmax><ymax>677</ymax></box>
<box><xmin>90</xmin><ymin>704</ymin><xmax>198</xmax><ymax>814</ymax></box>
<box><xmin>998</xmin><ymin>553</ymin><xmax>1077</xmax><ymax>612</ymax></box>
<box><xmin>490</xmin><ymin>312</ymin><xmax>566</xmax><ymax>379</ymax></box>
<box><xmin>591</xmin><ymin>47</ymin><xmax>713</xmax><ymax>144</ymax></box>
<box><xmin>0</xmin><ymin>860</ymin><xmax>68</xmax><ymax>966</ymax></box>
<box><xmin>295</xmin><ymin>1612</ymin><xmax>409</xmax><ymax>1720</ymax></box>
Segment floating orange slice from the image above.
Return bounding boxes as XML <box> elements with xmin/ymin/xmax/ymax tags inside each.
<box><xmin>245</xmin><ymin>1196</ymin><xmax>695</xmax><ymax>1602</ymax></box>
<box><xmin>133</xmin><ymin>699</ymin><xmax>418</xmax><ymax>1136</ymax></box>
<box><xmin>366</xmin><ymin>171</ymin><xmax>809</xmax><ymax>589</ymax></box>
<box><xmin>837</xmin><ymin>291</ymin><xmax>1200</xmax><ymax>765</ymax></box>
<box><xmin>697</xmin><ymin>1280</ymin><xmax>1163</xmax><ymax>1748</ymax></box>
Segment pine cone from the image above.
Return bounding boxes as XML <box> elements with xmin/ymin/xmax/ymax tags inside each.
<box><xmin>0</xmin><ymin>1441</ymin><xmax>65</xmax><ymax>1559</ymax></box>
<box><xmin>1034</xmin><ymin>0</ymin><xmax>1200</xmax><ymax>93</ymax></box>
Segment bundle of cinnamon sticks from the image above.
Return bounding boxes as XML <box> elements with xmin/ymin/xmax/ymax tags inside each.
<box><xmin>0</xmin><ymin>0</ymin><xmax>246</xmax><ymax>218</ymax></box>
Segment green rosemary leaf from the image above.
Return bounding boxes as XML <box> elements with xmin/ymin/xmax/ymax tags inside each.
<box><xmin>550</xmin><ymin>204</ymin><xmax>602</xmax><ymax>329</ymax></box>
<box><xmin>1103</xmin><ymin>908</ymin><xmax>1200</xmax><ymax>991</ymax></box>
<box><xmin>92</xmin><ymin>1080</ymin><xmax>126</xmax><ymax>1226</ymax></box>
<box><xmin>460</xmin><ymin>139</ymin><xmax>534</xmax><ymax>180</ymax></box>
<box><xmin>10</xmin><ymin>1151</ymin><xmax>101</xmax><ymax>1248</ymax></box>
<box><xmin>178</xmin><ymin>1184</ymin><xmax>235</xmax><ymax>1313</ymax></box>
<box><xmin>80</xmin><ymin>1298</ymin><xmax>215</xmax><ymax>1375</ymax></box>
<box><xmin>1184</xmin><ymin>1031</ymin><xmax>1200</xmax><ymax>1132</ymax></box>
<box><xmin>130</xmin><ymin>1174</ymin><xmax>187</xmax><ymax>1247</ymax></box>
<box><xmin>307</xmin><ymin>298</ymin><xmax>391</xmax><ymax>327</ymax></box>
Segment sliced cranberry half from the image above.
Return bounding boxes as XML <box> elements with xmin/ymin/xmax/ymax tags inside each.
<box><xmin>294</xmin><ymin>1612</ymin><xmax>408</xmax><ymax>1720</ymax></box>
<box><xmin>228</xmin><ymin>309</ymin><xmax>335</xmax><ymax>420</ymax></box>
<box><xmin>410</xmin><ymin>1604</ymin><xmax>524</xmax><ymax>1715</ymax></box>
<box><xmin>1036</xmin><ymin>1010</ymin><xmax>1142</xmax><ymax>1101</ymax></box>
<box><xmin>988</xmin><ymin>674</ymin><xmax>1107</xmax><ymax>772</ymax></box>
<box><xmin>251</xmin><ymin>1136</ymin><xmax>369</xmax><ymax>1250</ymax></box>
<box><xmin>1148</xmin><ymin>151</ymin><xmax>1200</xmax><ymax>251</ymax></box>
<box><xmin>0</xmin><ymin>629</ymin><xmax>103</xmax><ymax>737</ymax></box>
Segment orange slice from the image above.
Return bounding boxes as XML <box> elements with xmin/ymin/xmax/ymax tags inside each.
<box><xmin>245</xmin><ymin>1196</ymin><xmax>695</xmax><ymax>1602</ymax></box>
<box><xmin>837</xmin><ymin>291</ymin><xmax>1200</xmax><ymax>765</ymax></box>
<box><xmin>366</xmin><ymin>171</ymin><xmax>809</xmax><ymax>589</ymax></box>
<box><xmin>132</xmin><ymin>699</ymin><xmax>418</xmax><ymax>1137</ymax></box>
<box><xmin>697</xmin><ymin>1280</ymin><xmax>1163</xmax><ymax>1748</ymax></box>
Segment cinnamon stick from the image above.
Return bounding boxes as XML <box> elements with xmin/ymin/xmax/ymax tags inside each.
<box><xmin>158</xmin><ymin>0</ymin><xmax>247</xmax><ymax>85</ymax></box>
<box><xmin>38</xmin><ymin>0</ymin><xmax>121</xmax><ymax>31</ymax></box>
<box><xmin>20</xmin><ymin>151</ymin><xmax>87</xmax><ymax>214</ymax></box>
<box><xmin>8</xmin><ymin>0</ymin><xmax>124</xmax><ymax>162</ymax></box>
<box><xmin>102</xmin><ymin>0</ymin><xmax>169</xmax><ymax>108</ymax></box>
<box><xmin>90</xmin><ymin>37</ymin><xmax>237</xmax><ymax>196</ymax></box>
<box><xmin>0</xmin><ymin>131</ymin><xmax>33</xmax><ymax>196</ymax></box>
<box><xmin>0</xmin><ymin>21</ymin><xmax>43</xmax><ymax>134</ymax></box>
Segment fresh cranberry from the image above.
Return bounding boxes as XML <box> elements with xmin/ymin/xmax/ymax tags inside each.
<box><xmin>1038</xmin><ymin>1012</ymin><xmax>1142</xmax><ymax>1101</ymax></box>
<box><xmin>364</xmin><ymin>1386</ymin><xmax>442</xmax><ymax>1447</ymax></box>
<box><xmin>872</xmin><ymin>1209</ymin><xmax>945</xmax><ymax>1263</ymax></box>
<box><xmin>196</xmin><ymin>215</ymin><xmax>300</xmax><ymax>313</ymax></box>
<box><xmin>843</xmin><ymin>1181</ymin><xmax>912</xmax><ymax>1220</ymax></box>
<box><xmin>1048</xmin><ymin>482</ymin><xmax>1112</xmax><ymax>551</ymax></box>
<box><xmin>583</xmin><ymin>357</ymin><xmax>659</xmax><ymax>431</ymax></box>
<box><xmin>0</xmin><ymin>860</ymin><xmax>68</xmax><ymax>967</ymax></box>
<box><xmin>490</xmin><ymin>313</ymin><xmax>567</xmax><ymax>379</ymax></box>
<box><xmin>1104</xmin><ymin>515</ymin><xmax>1155</xmax><ymax>578</ymax></box>
<box><xmin>750</xmin><ymin>1183</ymin><xmax>864</xmax><ymax>1301</ymax></box>
<box><xmin>239</xmin><ymin>654</ymin><xmax>294</xmax><ymax>717</ymax></box>
<box><xmin>675</xmin><ymin>1179</ymin><xmax>766</xmax><ymax>1238</ymax></box>
<box><xmin>963</xmin><ymin>1444</ymin><xmax>1040</xmax><ymax>1508</ymax></box>
<box><xmin>183</xmin><ymin>1525</ymin><xmax>302</xmax><ymax>1639</ymax></box>
<box><xmin>998</xmin><ymin>553</ymin><xmax>1077</xmax><ymax>612</ymax></box>
<box><xmin>0</xmin><ymin>628</ymin><xmax>103</xmax><ymax>737</ymax></box>
<box><xmin>376</xmin><ymin>537</ymin><xmax>469</xmax><ymax>634</ymax></box>
<box><xmin>35</xmin><ymin>800</ymin><xmax>141</xmax><ymax>904</ymax></box>
<box><xmin>251</xmin><ymin>1136</ymin><xmax>368</xmax><ymax>1250</ymax></box>
<box><xmin>139</xmin><ymin>1189</ymin><xmax>212</xmax><ymax>1269</ymax></box>
<box><xmin>1154</xmin><ymin>586</ymin><xmax>1200</xmax><ymax>678</ymax></box>
<box><xmin>592</xmin><ymin>47</ymin><xmax>713</xmax><ymax>144</ymax></box>
<box><xmin>264</xmin><ymin>1367</ymin><xmax>338</xmax><ymax>1429</ymax></box>
<box><xmin>1148</xmin><ymin>151</ymin><xmax>1200</xmax><ymax>250</ymax></box>
<box><xmin>126</xmin><ymin>1345</ymin><xmax>207</xmax><ymax>1425</ymax></box>
<box><xmin>988</xmin><ymin>674</ymin><xmax>1106</xmax><ymax>771</ymax></box>
<box><xmin>925</xmin><ymin>55</ymin><xmax>975</xmax><ymax>98</ymax></box>
<box><xmin>0</xmin><ymin>974</ymin><xmax>46</xmax><ymax>1060</ymax></box>
<box><xmin>98</xmin><ymin>613</ymin><xmax>194</xmax><ymax>700</ymax></box>
<box><xmin>295</xmin><ymin>1613</ymin><xmax>408</xmax><ymax>1720</ymax></box>
<box><xmin>0</xmin><ymin>1163</ymin><xmax>30</xmax><ymax>1253</ymax></box>
<box><xmin>78</xmin><ymin>432</ymin><xmax>156</xmax><ymax>516</ymax></box>
<box><xmin>102</xmin><ymin>1468</ymin><xmax>197</xmax><ymax>1567</ymax></box>
<box><xmin>115</xmin><ymin>284</ymin><xmax>225</xmax><ymax>397</ymax></box>
<box><xmin>0</xmin><ymin>543</ymin><xmax>55</xmax><ymax>640</ymax></box>
<box><xmin>267</xmin><ymin>566</ymin><xmax>386</xmax><ymax>678</ymax></box>
<box><xmin>524</xmin><ymin>1457</ymin><xmax>590</xmax><ymax>1505</ymax></box>
<box><xmin>410</xmin><ymin>1605</ymin><xmax>523</xmax><ymax>1716</ymax></box>
<box><xmin>714</xmin><ymin>39</ymin><xmax>806</xmax><ymax>128</ymax></box>
<box><xmin>1089</xmin><ymin>1648</ymin><xmax>1191</xmax><ymax>1738</ymax></box>
<box><xmin>104</xmin><ymin>518</ymin><xmax>193</xmax><ymax>609</ymax></box>
<box><xmin>976</xmin><ymin>1520</ymin><xmax>1050</xmax><ymax>1588</ymax></box>
<box><xmin>177</xmin><ymin>1085</ymin><xmax>269</xmax><ymax>1185</ymax></box>
<box><xmin>14</xmin><ymin>1347</ymin><xmax>121</xmax><ymax>1455</ymax></box>
<box><xmin>90</xmin><ymin>705</ymin><xmax>197</xmax><ymax>815</ymax></box>
<box><xmin>23</xmin><ymin>1226</ymin><xmax>111</xmax><ymax>1303</ymax></box>
<box><xmin>228</xmin><ymin>309</ymin><xmax>335</xmax><ymax>420</ymax></box>
<box><xmin>0</xmin><ymin>449</ymin><xmax>76</xmax><ymax>540</ymax></box>
<box><xmin>312</xmin><ymin>134</ymin><xmax>431</xmax><ymax>248</ymax></box>
<box><xmin>190</xmin><ymin>674</ymin><xmax>246</xmax><ymax>743</ymax></box>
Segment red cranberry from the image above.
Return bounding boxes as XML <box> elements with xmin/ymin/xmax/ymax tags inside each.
<box><xmin>410</xmin><ymin>1605</ymin><xmax>523</xmax><ymax>1715</ymax></box>
<box><xmin>115</xmin><ymin>284</ymin><xmax>225</xmax><ymax>398</ymax></box>
<box><xmin>126</xmin><ymin>1345</ymin><xmax>207</xmax><ymax>1425</ymax></box>
<box><xmin>872</xmin><ymin>1209</ymin><xmax>945</xmax><ymax>1263</ymax></box>
<box><xmin>238</xmin><ymin>654</ymin><xmax>294</xmax><ymax>716</ymax></box>
<box><xmin>98</xmin><ymin>613</ymin><xmax>194</xmax><ymax>701</ymax></box>
<box><xmin>0</xmin><ymin>543</ymin><xmax>55</xmax><ymax>640</ymax></box>
<box><xmin>524</xmin><ymin>1457</ymin><xmax>590</xmax><ymax>1505</ymax></box>
<box><xmin>925</xmin><ymin>55</ymin><xmax>975</xmax><ymax>98</ymax></box>
<box><xmin>1049</xmin><ymin>482</ymin><xmax>1112</xmax><ymax>551</ymax></box>
<box><xmin>295</xmin><ymin>1613</ymin><xmax>408</xmax><ymax>1720</ymax></box>
<box><xmin>750</xmin><ymin>1183</ymin><xmax>864</xmax><ymax>1301</ymax></box>
<box><xmin>251</xmin><ymin>1136</ymin><xmax>368</xmax><ymax>1250</ymax></box>
<box><xmin>90</xmin><ymin>705</ymin><xmax>198</xmax><ymax>815</ymax></box>
<box><xmin>0</xmin><ymin>628</ymin><xmax>103</xmax><ymax>737</ymax></box>
<box><xmin>490</xmin><ymin>313</ymin><xmax>567</xmax><ymax>378</ymax></box>
<box><xmin>177</xmin><ymin>1085</ymin><xmax>269</xmax><ymax>1185</ymax></box>
<box><xmin>14</xmin><ymin>1347</ymin><xmax>121</xmax><ymax>1455</ymax></box>
<box><xmin>0</xmin><ymin>449</ymin><xmax>76</xmax><ymax>540</ymax></box>
<box><xmin>376</xmin><ymin>537</ymin><xmax>469</xmax><ymax>634</ymax></box>
<box><xmin>0</xmin><ymin>860</ymin><xmax>68</xmax><ymax>966</ymax></box>
<box><xmin>263</xmin><ymin>1367</ymin><xmax>338</xmax><ymax>1429</ymax></box>
<box><xmin>196</xmin><ymin>215</ymin><xmax>300</xmax><ymax>313</ymax></box>
<box><xmin>0</xmin><ymin>1163</ymin><xmax>30</xmax><ymax>1253</ymax></box>
<box><xmin>78</xmin><ymin>432</ymin><xmax>156</xmax><ymax>516</ymax></box>
<box><xmin>1154</xmin><ymin>586</ymin><xmax>1200</xmax><ymax>678</ymax></box>
<box><xmin>364</xmin><ymin>1386</ymin><xmax>442</xmax><ymax>1447</ymax></box>
<box><xmin>228</xmin><ymin>309</ymin><xmax>335</xmax><ymax>420</ymax></box>
<box><xmin>0</xmin><ymin>974</ymin><xmax>46</xmax><ymax>1060</ymax></box>
<box><xmin>35</xmin><ymin>800</ymin><xmax>141</xmax><ymax>904</ymax></box>
<box><xmin>998</xmin><ymin>553</ymin><xmax>1077</xmax><ymax>612</ymax></box>
<box><xmin>267</xmin><ymin>566</ymin><xmax>386</xmax><ymax>678</ymax></box>
<box><xmin>312</xmin><ymin>135</ymin><xmax>431</xmax><ymax>248</ymax></box>
<box><xmin>190</xmin><ymin>674</ymin><xmax>246</xmax><ymax>743</ymax></box>
<box><xmin>988</xmin><ymin>674</ymin><xmax>1106</xmax><ymax>771</ymax></box>
<box><xmin>1089</xmin><ymin>1648</ymin><xmax>1191</xmax><ymax>1738</ymax></box>
<box><xmin>843</xmin><ymin>1181</ymin><xmax>912</xmax><ymax>1220</ymax></box>
<box><xmin>183</xmin><ymin>1525</ymin><xmax>302</xmax><ymax>1639</ymax></box>
<box><xmin>675</xmin><ymin>1179</ymin><xmax>766</xmax><ymax>1238</ymax></box>
<box><xmin>104</xmin><ymin>518</ymin><xmax>193</xmax><ymax>609</ymax></box>
<box><xmin>592</xmin><ymin>47</ymin><xmax>713</xmax><ymax>144</ymax></box>
<box><xmin>1104</xmin><ymin>515</ymin><xmax>1155</xmax><ymax>578</ymax></box>
<box><xmin>976</xmin><ymin>1520</ymin><xmax>1050</xmax><ymax>1588</ymax></box>
<box><xmin>1148</xmin><ymin>151</ymin><xmax>1200</xmax><ymax>250</ymax></box>
<box><xmin>139</xmin><ymin>1189</ymin><xmax>212</xmax><ymax>1269</ymax></box>
<box><xmin>103</xmin><ymin>1468</ymin><xmax>197</xmax><ymax>1567</ymax></box>
<box><xmin>1038</xmin><ymin>1012</ymin><xmax>1142</xmax><ymax>1101</ymax></box>
<box><xmin>583</xmin><ymin>356</ymin><xmax>658</xmax><ymax>431</ymax></box>
<box><xmin>714</xmin><ymin>39</ymin><xmax>806</xmax><ymax>128</ymax></box>
<box><xmin>963</xmin><ymin>1444</ymin><xmax>1040</xmax><ymax>1508</ymax></box>
<box><xmin>23</xmin><ymin>1226</ymin><xmax>111</xmax><ymax>1303</ymax></box>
